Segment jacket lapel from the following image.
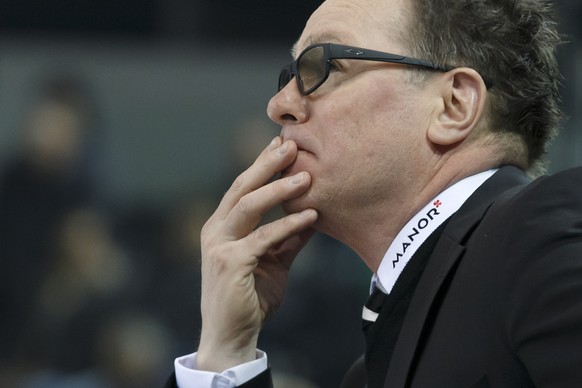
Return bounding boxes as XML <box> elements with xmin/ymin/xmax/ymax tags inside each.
<box><xmin>384</xmin><ymin>166</ymin><xmax>530</xmax><ymax>388</ymax></box>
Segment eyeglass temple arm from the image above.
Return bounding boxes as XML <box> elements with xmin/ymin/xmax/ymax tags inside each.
<box><xmin>328</xmin><ymin>44</ymin><xmax>451</xmax><ymax>71</ymax></box>
<box><xmin>328</xmin><ymin>44</ymin><xmax>492</xmax><ymax>88</ymax></box>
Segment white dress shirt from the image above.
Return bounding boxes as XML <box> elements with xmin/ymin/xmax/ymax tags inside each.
<box><xmin>175</xmin><ymin>350</ymin><xmax>268</xmax><ymax>387</ymax></box>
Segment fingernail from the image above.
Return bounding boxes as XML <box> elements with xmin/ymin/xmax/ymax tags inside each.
<box><xmin>268</xmin><ymin>137</ymin><xmax>279</xmax><ymax>150</ymax></box>
<box><xmin>288</xmin><ymin>172</ymin><xmax>303</xmax><ymax>185</ymax></box>
<box><xmin>278</xmin><ymin>141</ymin><xmax>289</xmax><ymax>155</ymax></box>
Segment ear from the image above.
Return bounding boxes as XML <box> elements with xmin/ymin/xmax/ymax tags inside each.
<box><xmin>427</xmin><ymin>68</ymin><xmax>488</xmax><ymax>146</ymax></box>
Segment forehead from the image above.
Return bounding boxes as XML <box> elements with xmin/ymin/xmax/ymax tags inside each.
<box><xmin>295</xmin><ymin>0</ymin><xmax>411</xmax><ymax>55</ymax></box>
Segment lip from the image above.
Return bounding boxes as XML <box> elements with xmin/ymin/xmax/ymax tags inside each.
<box><xmin>280</xmin><ymin>129</ymin><xmax>313</xmax><ymax>155</ymax></box>
<box><xmin>280</xmin><ymin>147</ymin><xmax>316</xmax><ymax>183</ymax></box>
<box><xmin>279</xmin><ymin>128</ymin><xmax>316</xmax><ymax>178</ymax></box>
<box><xmin>284</xmin><ymin>138</ymin><xmax>309</xmax><ymax>154</ymax></box>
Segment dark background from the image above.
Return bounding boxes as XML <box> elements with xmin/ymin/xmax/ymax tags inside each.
<box><xmin>0</xmin><ymin>1</ymin><xmax>579</xmax><ymax>387</ymax></box>
<box><xmin>0</xmin><ymin>1</ymin><xmax>321</xmax><ymax>42</ymax></box>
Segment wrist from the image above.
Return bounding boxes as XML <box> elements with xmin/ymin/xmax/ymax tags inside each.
<box><xmin>196</xmin><ymin>333</ymin><xmax>259</xmax><ymax>372</ymax></box>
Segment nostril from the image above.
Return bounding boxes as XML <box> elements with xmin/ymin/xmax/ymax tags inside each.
<box><xmin>281</xmin><ymin>114</ymin><xmax>297</xmax><ymax>122</ymax></box>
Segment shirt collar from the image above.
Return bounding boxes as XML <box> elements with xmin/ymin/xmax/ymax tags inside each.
<box><xmin>373</xmin><ymin>169</ymin><xmax>498</xmax><ymax>294</ymax></box>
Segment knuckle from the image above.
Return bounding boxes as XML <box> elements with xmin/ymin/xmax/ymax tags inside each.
<box><xmin>212</xmin><ymin>253</ymin><xmax>229</xmax><ymax>274</ymax></box>
<box><xmin>281</xmin><ymin>214</ymin><xmax>295</xmax><ymax>227</ymax></box>
<box><xmin>205</xmin><ymin>245</ymin><xmax>232</xmax><ymax>274</ymax></box>
<box><xmin>230</xmin><ymin>173</ymin><xmax>246</xmax><ymax>194</ymax></box>
<box><xmin>253</xmin><ymin>223</ymin><xmax>272</xmax><ymax>243</ymax></box>
<box><xmin>234</xmin><ymin>195</ymin><xmax>253</xmax><ymax>217</ymax></box>
<box><xmin>277</xmin><ymin>214</ymin><xmax>297</xmax><ymax>233</ymax></box>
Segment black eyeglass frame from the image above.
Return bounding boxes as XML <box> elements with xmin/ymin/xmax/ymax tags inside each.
<box><xmin>278</xmin><ymin>43</ymin><xmax>492</xmax><ymax>96</ymax></box>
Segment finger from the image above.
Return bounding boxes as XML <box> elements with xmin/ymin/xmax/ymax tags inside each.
<box><xmin>242</xmin><ymin>208</ymin><xmax>318</xmax><ymax>259</ymax></box>
<box><xmin>224</xmin><ymin>171</ymin><xmax>312</xmax><ymax>238</ymax></box>
<box><xmin>214</xmin><ymin>138</ymin><xmax>298</xmax><ymax>219</ymax></box>
<box><xmin>270</xmin><ymin>227</ymin><xmax>317</xmax><ymax>270</ymax></box>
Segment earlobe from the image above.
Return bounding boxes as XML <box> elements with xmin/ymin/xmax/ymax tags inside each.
<box><xmin>427</xmin><ymin>68</ymin><xmax>487</xmax><ymax>146</ymax></box>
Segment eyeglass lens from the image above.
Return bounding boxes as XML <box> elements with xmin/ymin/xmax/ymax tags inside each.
<box><xmin>278</xmin><ymin>45</ymin><xmax>327</xmax><ymax>94</ymax></box>
<box><xmin>297</xmin><ymin>45</ymin><xmax>326</xmax><ymax>94</ymax></box>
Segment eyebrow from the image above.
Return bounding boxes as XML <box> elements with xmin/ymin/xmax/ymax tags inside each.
<box><xmin>290</xmin><ymin>32</ymin><xmax>353</xmax><ymax>58</ymax></box>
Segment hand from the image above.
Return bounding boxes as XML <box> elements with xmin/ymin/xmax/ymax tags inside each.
<box><xmin>196</xmin><ymin>136</ymin><xmax>318</xmax><ymax>372</ymax></box>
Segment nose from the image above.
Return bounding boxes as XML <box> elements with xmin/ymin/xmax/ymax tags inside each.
<box><xmin>267</xmin><ymin>78</ymin><xmax>309</xmax><ymax>126</ymax></box>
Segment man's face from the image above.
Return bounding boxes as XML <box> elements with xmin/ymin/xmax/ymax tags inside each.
<box><xmin>267</xmin><ymin>0</ymin><xmax>437</xmax><ymax>235</ymax></box>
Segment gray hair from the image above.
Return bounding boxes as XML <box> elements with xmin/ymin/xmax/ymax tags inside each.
<box><xmin>405</xmin><ymin>0</ymin><xmax>563</xmax><ymax>176</ymax></box>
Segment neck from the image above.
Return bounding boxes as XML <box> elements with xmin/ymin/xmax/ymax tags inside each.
<box><xmin>318</xmin><ymin>151</ymin><xmax>500</xmax><ymax>272</ymax></box>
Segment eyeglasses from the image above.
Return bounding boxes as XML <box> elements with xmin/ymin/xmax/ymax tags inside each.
<box><xmin>278</xmin><ymin>43</ymin><xmax>460</xmax><ymax>96</ymax></box>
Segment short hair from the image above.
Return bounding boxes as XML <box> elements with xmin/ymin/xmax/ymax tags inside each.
<box><xmin>404</xmin><ymin>0</ymin><xmax>563</xmax><ymax>176</ymax></box>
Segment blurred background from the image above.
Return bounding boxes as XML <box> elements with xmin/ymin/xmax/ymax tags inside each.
<box><xmin>0</xmin><ymin>1</ymin><xmax>580</xmax><ymax>387</ymax></box>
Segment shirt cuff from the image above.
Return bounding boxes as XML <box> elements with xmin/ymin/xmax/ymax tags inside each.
<box><xmin>174</xmin><ymin>350</ymin><xmax>268</xmax><ymax>387</ymax></box>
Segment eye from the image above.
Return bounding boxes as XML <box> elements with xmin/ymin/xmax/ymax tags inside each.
<box><xmin>328</xmin><ymin>59</ymin><xmax>342</xmax><ymax>72</ymax></box>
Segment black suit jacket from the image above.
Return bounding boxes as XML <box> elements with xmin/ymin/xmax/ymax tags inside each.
<box><xmin>168</xmin><ymin>166</ymin><xmax>582</xmax><ymax>387</ymax></box>
<box><xmin>382</xmin><ymin>166</ymin><xmax>582</xmax><ymax>388</ymax></box>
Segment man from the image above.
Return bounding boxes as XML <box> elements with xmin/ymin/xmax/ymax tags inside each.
<box><xmin>168</xmin><ymin>0</ymin><xmax>582</xmax><ymax>386</ymax></box>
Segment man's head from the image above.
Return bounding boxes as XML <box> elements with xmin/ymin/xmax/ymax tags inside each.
<box><xmin>269</xmin><ymin>0</ymin><xmax>452</xmax><ymax>242</ymax></box>
<box><xmin>403</xmin><ymin>0</ymin><xmax>562</xmax><ymax>176</ymax></box>
<box><xmin>267</xmin><ymin>0</ymin><xmax>561</xmax><ymax>259</ymax></box>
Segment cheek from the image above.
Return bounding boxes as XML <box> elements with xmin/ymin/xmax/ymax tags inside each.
<box><xmin>317</xmin><ymin>93</ymin><xmax>374</xmax><ymax>141</ymax></box>
<box><xmin>311</xmin><ymin>76</ymin><xmax>419</xmax><ymax>169</ymax></box>
<box><xmin>312</xmin><ymin>99</ymin><xmax>379</xmax><ymax>176</ymax></box>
